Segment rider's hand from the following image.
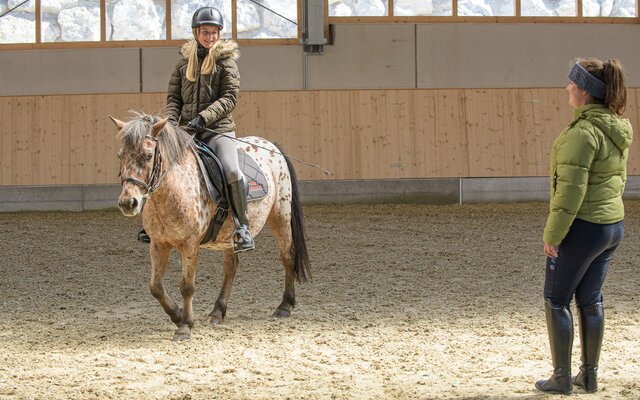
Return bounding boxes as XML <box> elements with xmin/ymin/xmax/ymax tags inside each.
<box><xmin>187</xmin><ymin>115</ymin><xmax>205</xmax><ymax>131</ymax></box>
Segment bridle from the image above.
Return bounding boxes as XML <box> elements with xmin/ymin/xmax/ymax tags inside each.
<box><xmin>120</xmin><ymin>135</ymin><xmax>174</xmax><ymax>202</ymax></box>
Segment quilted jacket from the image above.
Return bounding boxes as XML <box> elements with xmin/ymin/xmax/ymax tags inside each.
<box><xmin>165</xmin><ymin>39</ymin><xmax>240</xmax><ymax>141</ymax></box>
<box><xmin>543</xmin><ymin>104</ymin><xmax>633</xmax><ymax>245</ymax></box>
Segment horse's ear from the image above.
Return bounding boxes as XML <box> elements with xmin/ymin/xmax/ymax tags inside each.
<box><xmin>151</xmin><ymin>117</ymin><xmax>169</xmax><ymax>136</ymax></box>
<box><xmin>109</xmin><ymin>115</ymin><xmax>126</xmax><ymax>130</ymax></box>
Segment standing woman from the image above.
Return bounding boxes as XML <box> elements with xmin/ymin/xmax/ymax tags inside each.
<box><xmin>140</xmin><ymin>7</ymin><xmax>254</xmax><ymax>252</ymax></box>
<box><xmin>536</xmin><ymin>58</ymin><xmax>632</xmax><ymax>394</ymax></box>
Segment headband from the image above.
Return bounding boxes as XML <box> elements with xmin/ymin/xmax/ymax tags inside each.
<box><xmin>569</xmin><ymin>63</ymin><xmax>606</xmax><ymax>100</ymax></box>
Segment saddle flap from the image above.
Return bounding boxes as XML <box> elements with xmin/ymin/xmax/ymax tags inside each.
<box><xmin>238</xmin><ymin>148</ymin><xmax>269</xmax><ymax>202</ymax></box>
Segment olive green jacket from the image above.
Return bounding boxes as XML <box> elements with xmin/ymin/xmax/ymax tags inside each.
<box><xmin>543</xmin><ymin>104</ymin><xmax>633</xmax><ymax>246</ymax></box>
<box><xmin>166</xmin><ymin>40</ymin><xmax>240</xmax><ymax>141</ymax></box>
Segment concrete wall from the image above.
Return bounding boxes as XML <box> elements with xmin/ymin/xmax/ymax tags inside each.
<box><xmin>2</xmin><ymin>23</ymin><xmax>639</xmax><ymax>96</ymax></box>
<box><xmin>416</xmin><ymin>23</ymin><xmax>640</xmax><ymax>89</ymax></box>
<box><xmin>3</xmin><ymin>176</ymin><xmax>640</xmax><ymax>211</ymax></box>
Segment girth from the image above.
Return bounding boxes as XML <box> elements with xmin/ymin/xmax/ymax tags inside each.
<box><xmin>194</xmin><ymin>140</ymin><xmax>230</xmax><ymax>245</ymax></box>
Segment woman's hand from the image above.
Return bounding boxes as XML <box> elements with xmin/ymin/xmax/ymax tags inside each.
<box><xmin>187</xmin><ymin>115</ymin><xmax>205</xmax><ymax>131</ymax></box>
<box><xmin>544</xmin><ymin>242</ymin><xmax>558</xmax><ymax>258</ymax></box>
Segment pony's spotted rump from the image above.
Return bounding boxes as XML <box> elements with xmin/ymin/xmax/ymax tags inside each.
<box><xmin>112</xmin><ymin>113</ymin><xmax>310</xmax><ymax>341</ymax></box>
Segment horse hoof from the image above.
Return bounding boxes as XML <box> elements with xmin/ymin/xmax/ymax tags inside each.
<box><xmin>272</xmin><ymin>308</ymin><xmax>290</xmax><ymax>318</ymax></box>
<box><xmin>172</xmin><ymin>326</ymin><xmax>191</xmax><ymax>341</ymax></box>
<box><xmin>205</xmin><ymin>313</ymin><xmax>224</xmax><ymax>325</ymax></box>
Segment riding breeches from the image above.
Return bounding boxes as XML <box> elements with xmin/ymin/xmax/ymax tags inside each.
<box><xmin>205</xmin><ymin>131</ymin><xmax>242</xmax><ymax>184</ymax></box>
<box><xmin>544</xmin><ymin>218</ymin><xmax>624</xmax><ymax>307</ymax></box>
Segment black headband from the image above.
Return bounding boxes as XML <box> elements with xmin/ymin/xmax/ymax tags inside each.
<box><xmin>569</xmin><ymin>63</ymin><xmax>606</xmax><ymax>100</ymax></box>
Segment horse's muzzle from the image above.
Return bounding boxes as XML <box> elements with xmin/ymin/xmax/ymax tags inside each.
<box><xmin>118</xmin><ymin>195</ymin><xmax>143</xmax><ymax>216</ymax></box>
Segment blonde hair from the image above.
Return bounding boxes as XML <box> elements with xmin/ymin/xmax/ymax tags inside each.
<box><xmin>185</xmin><ymin>28</ymin><xmax>219</xmax><ymax>82</ymax></box>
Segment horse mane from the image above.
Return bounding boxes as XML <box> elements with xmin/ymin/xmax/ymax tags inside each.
<box><xmin>117</xmin><ymin>111</ymin><xmax>194</xmax><ymax>164</ymax></box>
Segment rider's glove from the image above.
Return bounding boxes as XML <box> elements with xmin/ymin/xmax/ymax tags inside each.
<box><xmin>187</xmin><ymin>115</ymin><xmax>205</xmax><ymax>131</ymax></box>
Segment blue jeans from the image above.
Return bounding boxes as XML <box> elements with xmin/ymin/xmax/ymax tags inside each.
<box><xmin>544</xmin><ymin>218</ymin><xmax>624</xmax><ymax>307</ymax></box>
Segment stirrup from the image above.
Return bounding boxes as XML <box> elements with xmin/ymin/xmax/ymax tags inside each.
<box><xmin>137</xmin><ymin>229</ymin><xmax>151</xmax><ymax>244</ymax></box>
<box><xmin>232</xmin><ymin>227</ymin><xmax>255</xmax><ymax>253</ymax></box>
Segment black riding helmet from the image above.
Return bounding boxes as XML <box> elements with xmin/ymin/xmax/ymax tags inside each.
<box><xmin>192</xmin><ymin>7</ymin><xmax>224</xmax><ymax>29</ymax></box>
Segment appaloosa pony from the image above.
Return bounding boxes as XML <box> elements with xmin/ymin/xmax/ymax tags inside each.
<box><xmin>111</xmin><ymin>113</ymin><xmax>310</xmax><ymax>340</ymax></box>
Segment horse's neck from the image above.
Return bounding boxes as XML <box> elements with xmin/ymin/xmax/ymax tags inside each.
<box><xmin>148</xmin><ymin>150</ymin><xmax>204</xmax><ymax>204</ymax></box>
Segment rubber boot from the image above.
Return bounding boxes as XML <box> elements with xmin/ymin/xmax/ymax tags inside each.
<box><xmin>535</xmin><ymin>299</ymin><xmax>573</xmax><ymax>395</ymax></box>
<box><xmin>573</xmin><ymin>302</ymin><xmax>604</xmax><ymax>393</ymax></box>
<box><xmin>228</xmin><ymin>178</ymin><xmax>255</xmax><ymax>253</ymax></box>
<box><xmin>138</xmin><ymin>229</ymin><xmax>150</xmax><ymax>243</ymax></box>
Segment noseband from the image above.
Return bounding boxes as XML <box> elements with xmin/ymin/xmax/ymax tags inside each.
<box><xmin>120</xmin><ymin>135</ymin><xmax>167</xmax><ymax>200</ymax></box>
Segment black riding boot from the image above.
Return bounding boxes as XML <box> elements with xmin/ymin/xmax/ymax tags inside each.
<box><xmin>228</xmin><ymin>178</ymin><xmax>255</xmax><ymax>253</ymax></box>
<box><xmin>573</xmin><ymin>302</ymin><xmax>604</xmax><ymax>393</ymax></box>
<box><xmin>138</xmin><ymin>229</ymin><xmax>150</xmax><ymax>243</ymax></box>
<box><xmin>535</xmin><ymin>299</ymin><xmax>573</xmax><ymax>395</ymax></box>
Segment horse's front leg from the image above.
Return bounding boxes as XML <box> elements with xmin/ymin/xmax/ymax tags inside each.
<box><xmin>173</xmin><ymin>246</ymin><xmax>200</xmax><ymax>341</ymax></box>
<box><xmin>149</xmin><ymin>242</ymin><xmax>183</xmax><ymax>327</ymax></box>
<box><xmin>206</xmin><ymin>249</ymin><xmax>238</xmax><ymax>325</ymax></box>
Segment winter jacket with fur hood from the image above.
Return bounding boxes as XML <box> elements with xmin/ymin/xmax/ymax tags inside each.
<box><xmin>166</xmin><ymin>39</ymin><xmax>240</xmax><ymax>141</ymax></box>
<box><xmin>543</xmin><ymin>104</ymin><xmax>633</xmax><ymax>246</ymax></box>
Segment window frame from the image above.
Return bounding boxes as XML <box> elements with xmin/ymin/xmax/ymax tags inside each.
<box><xmin>0</xmin><ymin>0</ymin><xmax>302</xmax><ymax>50</ymax></box>
<box><xmin>1</xmin><ymin>0</ymin><xmax>638</xmax><ymax>50</ymax></box>
<box><xmin>328</xmin><ymin>0</ymin><xmax>640</xmax><ymax>22</ymax></box>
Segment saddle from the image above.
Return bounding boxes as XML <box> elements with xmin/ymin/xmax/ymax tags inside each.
<box><xmin>194</xmin><ymin>140</ymin><xmax>269</xmax><ymax>244</ymax></box>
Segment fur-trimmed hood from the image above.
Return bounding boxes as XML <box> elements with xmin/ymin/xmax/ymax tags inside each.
<box><xmin>179</xmin><ymin>39</ymin><xmax>240</xmax><ymax>62</ymax></box>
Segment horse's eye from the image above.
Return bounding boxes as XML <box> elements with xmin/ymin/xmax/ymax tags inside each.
<box><xmin>146</xmin><ymin>153</ymin><xmax>154</xmax><ymax>161</ymax></box>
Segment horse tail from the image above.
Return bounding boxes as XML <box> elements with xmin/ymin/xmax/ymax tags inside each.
<box><xmin>277</xmin><ymin>144</ymin><xmax>311</xmax><ymax>283</ymax></box>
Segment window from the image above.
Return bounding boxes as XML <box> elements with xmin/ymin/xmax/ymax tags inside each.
<box><xmin>394</xmin><ymin>0</ymin><xmax>452</xmax><ymax>16</ymax></box>
<box><xmin>42</xmin><ymin>0</ymin><xmax>100</xmax><ymax>43</ymax></box>
<box><xmin>237</xmin><ymin>0</ymin><xmax>298</xmax><ymax>39</ymax></box>
<box><xmin>107</xmin><ymin>0</ymin><xmax>166</xmax><ymax>41</ymax></box>
<box><xmin>329</xmin><ymin>0</ymin><xmax>637</xmax><ymax>17</ymax></box>
<box><xmin>0</xmin><ymin>0</ymin><xmax>299</xmax><ymax>47</ymax></box>
<box><xmin>329</xmin><ymin>0</ymin><xmax>388</xmax><ymax>16</ymax></box>
<box><xmin>171</xmin><ymin>0</ymin><xmax>232</xmax><ymax>40</ymax></box>
<box><xmin>0</xmin><ymin>0</ymin><xmax>35</xmax><ymax>43</ymax></box>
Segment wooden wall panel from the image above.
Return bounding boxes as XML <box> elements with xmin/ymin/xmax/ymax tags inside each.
<box><xmin>432</xmin><ymin>90</ymin><xmax>469</xmax><ymax>177</ymax></box>
<box><xmin>626</xmin><ymin>88</ymin><xmax>640</xmax><ymax>175</ymax></box>
<box><xmin>2</xmin><ymin>97</ymin><xmax>36</xmax><ymax>185</ymax></box>
<box><xmin>33</xmin><ymin>96</ymin><xmax>69</xmax><ymax>184</ymax></box>
<box><xmin>1</xmin><ymin>88</ymin><xmax>639</xmax><ymax>186</ymax></box>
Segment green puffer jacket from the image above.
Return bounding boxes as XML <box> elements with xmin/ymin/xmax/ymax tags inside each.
<box><xmin>543</xmin><ymin>104</ymin><xmax>633</xmax><ymax>246</ymax></box>
<box><xmin>166</xmin><ymin>39</ymin><xmax>240</xmax><ymax>141</ymax></box>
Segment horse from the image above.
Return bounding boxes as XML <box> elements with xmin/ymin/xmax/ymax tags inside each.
<box><xmin>110</xmin><ymin>113</ymin><xmax>311</xmax><ymax>341</ymax></box>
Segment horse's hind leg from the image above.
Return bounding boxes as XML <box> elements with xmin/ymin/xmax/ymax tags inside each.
<box><xmin>206</xmin><ymin>249</ymin><xmax>238</xmax><ymax>325</ymax></box>
<box><xmin>268</xmin><ymin>214</ymin><xmax>296</xmax><ymax>318</ymax></box>
<box><xmin>149</xmin><ymin>243</ymin><xmax>183</xmax><ymax>327</ymax></box>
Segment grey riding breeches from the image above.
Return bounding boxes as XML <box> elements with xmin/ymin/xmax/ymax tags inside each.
<box><xmin>205</xmin><ymin>131</ymin><xmax>242</xmax><ymax>184</ymax></box>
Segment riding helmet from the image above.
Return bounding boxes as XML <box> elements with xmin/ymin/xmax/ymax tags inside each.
<box><xmin>192</xmin><ymin>7</ymin><xmax>224</xmax><ymax>30</ymax></box>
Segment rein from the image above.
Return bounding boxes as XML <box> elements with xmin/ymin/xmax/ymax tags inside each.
<box><xmin>121</xmin><ymin>135</ymin><xmax>176</xmax><ymax>202</ymax></box>
<box><xmin>200</xmin><ymin>128</ymin><xmax>332</xmax><ymax>175</ymax></box>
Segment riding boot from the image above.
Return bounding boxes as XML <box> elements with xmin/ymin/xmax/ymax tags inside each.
<box><xmin>137</xmin><ymin>228</ymin><xmax>151</xmax><ymax>243</ymax></box>
<box><xmin>535</xmin><ymin>299</ymin><xmax>573</xmax><ymax>395</ymax></box>
<box><xmin>228</xmin><ymin>178</ymin><xmax>255</xmax><ymax>253</ymax></box>
<box><xmin>573</xmin><ymin>302</ymin><xmax>604</xmax><ymax>393</ymax></box>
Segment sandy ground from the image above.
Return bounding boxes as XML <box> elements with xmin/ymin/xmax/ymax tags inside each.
<box><xmin>0</xmin><ymin>201</ymin><xmax>639</xmax><ymax>400</ymax></box>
